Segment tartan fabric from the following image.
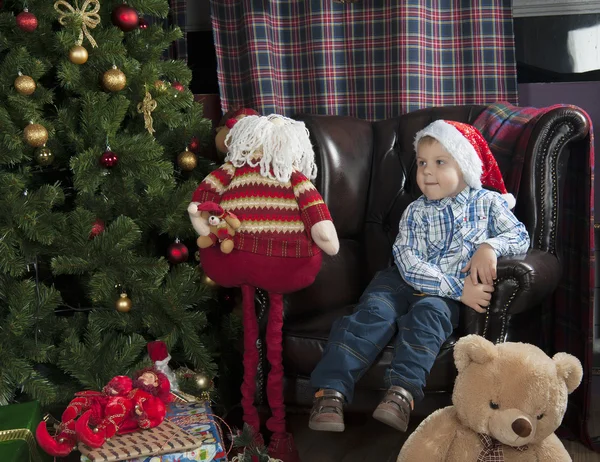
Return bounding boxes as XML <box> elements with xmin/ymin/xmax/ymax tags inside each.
<box><xmin>210</xmin><ymin>0</ymin><xmax>517</xmax><ymax>121</ymax></box>
<box><xmin>145</xmin><ymin>0</ymin><xmax>188</xmax><ymax>62</ymax></box>
<box><xmin>473</xmin><ymin>103</ymin><xmax>547</xmax><ymax>197</ymax></box>
<box><xmin>168</xmin><ymin>0</ymin><xmax>188</xmax><ymax>62</ymax></box>
<box><xmin>477</xmin><ymin>434</ymin><xmax>528</xmax><ymax>461</ymax></box>
<box><xmin>474</xmin><ymin>103</ymin><xmax>597</xmax><ymax>452</ymax></box>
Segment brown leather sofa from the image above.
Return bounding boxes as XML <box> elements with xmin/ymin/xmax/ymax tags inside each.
<box><xmin>254</xmin><ymin>105</ymin><xmax>590</xmax><ymax>419</ymax></box>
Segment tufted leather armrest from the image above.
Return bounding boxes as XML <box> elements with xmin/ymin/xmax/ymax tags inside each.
<box><xmin>462</xmin><ymin>249</ymin><xmax>561</xmax><ymax>343</ymax></box>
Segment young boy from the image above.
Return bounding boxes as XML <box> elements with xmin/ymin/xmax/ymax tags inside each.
<box><xmin>308</xmin><ymin>120</ymin><xmax>530</xmax><ymax>433</ymax></box>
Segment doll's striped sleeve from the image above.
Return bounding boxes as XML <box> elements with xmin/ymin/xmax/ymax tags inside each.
<box><xmin>291</xmin><ymin>170</ymin><xmax>332</xmax><ymax>232</ymax></box>
<box><xmin>192</xmin><ymin>162</ymin><xmax>235</xmax><ymax>204</ymax></box>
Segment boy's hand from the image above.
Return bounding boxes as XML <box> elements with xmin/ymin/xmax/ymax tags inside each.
<box><xmin>461</xmin><ymin>243</ymin><xmax>497</xmax><ymax>285</ymax></box>
<box><xmin>460</xmin><ymin>277</ymin><xmax>494</xmax><ymax>313</ymax></box>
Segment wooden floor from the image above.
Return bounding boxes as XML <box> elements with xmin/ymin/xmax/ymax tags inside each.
<box><xmin>286</xmin><ymin>412</ymin><xmax>600</xmax><ymax>462</ymax></box>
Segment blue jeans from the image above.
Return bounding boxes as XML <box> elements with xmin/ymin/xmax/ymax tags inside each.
<box><xmin>310</xmin><ymin>266</ymin><xmax>460</xmax><ymax>403</ymax></box>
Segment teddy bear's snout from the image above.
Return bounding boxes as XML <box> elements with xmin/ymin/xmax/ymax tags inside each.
<box><xmin>511</xmin><ymin>417</ymin><xmax>532</xmax><ymax>438</ymax></box>
<box><xmin>208</xmin><ymin>216</ymin><xmax>220</xmax><ymax>226</ymax></box>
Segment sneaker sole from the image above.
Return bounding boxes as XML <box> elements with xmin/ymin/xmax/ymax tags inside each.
<box><xmin>308</xmin><ymin>420</ymin><xmax>345</xmax><ymax>432</ymax></box>
<box><xmin>372</xmin><ymin>408</ymin><xmax>408</xmax><ymax>432</ymax></box>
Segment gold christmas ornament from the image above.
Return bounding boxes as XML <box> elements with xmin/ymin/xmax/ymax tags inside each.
<box><xmin>194</xmin><ymin>373</ymin><xmax>211</xmax><ymax>391</ymax></box>
<box><xmin>202</xmin><ymin>273</ymin><xmax>217</xmax><ymax>288</ymax></box>
<box><xmin>102</xmin><ymin>66</ymin><xmax>126</xmax><ymax>92</ymax></box>
<box><xmin>54</xmin><ymin>0</ymin><xmax>100</xmax><ymax>48</ymax></box>
<box><xmin>24</xmin><ymin>123</ymin><xmax>48</xmax><ymax>147</ymax></box>
<box><xmin>14</xmin><ymin>73</ymin><xmax>36</xmax><ymax>95</ymax></box>
<box><xmin>116</xmin><ymin>292</ymin><xmax>132</xmax><ymax>313</ymax></box>
<box><xmin>137</xmin><ymin>91</ymin><xmax>157</xmax><ymax>135</ymax></box>
<box><xmin>177</xmin><ymin>148</ymin><xmax>197</xmax><ymax>171</ymax></box>
<box><xmin>69</xmin><ymin>45</ymin><xmax>89</xmax><ymax>64</ymax></box>
<box><xmin>154</xmin><ymin>80</ymin><xmax>167</xmax><ymax>91</ymax></box>
<box><xmin>35</xmin><ymin>146</ymin><xmax>54</xmax><ymax>166</ymax></box>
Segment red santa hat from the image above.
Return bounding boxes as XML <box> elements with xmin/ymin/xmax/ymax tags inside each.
<box><xmin>414</xmin><ymin>120</ymin><xmax>516</xmax><ymax>209</ymax></box>
<box><xmin>225</xmin><ymin>108</ymin><xmax>260</xmax><ymax>129</ymax></box>
<box><xmin>147</xmin><ymin>340</ymin><xmax>170</xmax><ymax>362</ymax></box>
<box><xmin>197</xmin><ymin>201</ymin><xmax>225</xmax><ymax>217</ymax></box>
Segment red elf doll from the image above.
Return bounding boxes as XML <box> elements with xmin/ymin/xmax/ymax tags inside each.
<box><xmin>188</xmin><ymin>114</ymin><xmax>339</xmax><ymax>461</ymax></box>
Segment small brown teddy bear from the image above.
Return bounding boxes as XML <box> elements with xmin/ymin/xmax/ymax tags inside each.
<box><xmin>195</xmin><ymin>201</ymin><xmax>241</xmax><ymax>254</ymax></box>
<box><xmin>397</xmin><ymin>334</ymin><xmax>583</xmax><ymax>462</ymax></box>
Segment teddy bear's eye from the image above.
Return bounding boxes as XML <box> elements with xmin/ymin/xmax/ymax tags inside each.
<box><xmin>537</xmin><ymin>413</ymin><xmax>544</xmax><ymax>420</ymax></box>
<box><xmin>489</xmin><ymin>401</ymin><xmax>499</xmax><ymax>410</ymax></box>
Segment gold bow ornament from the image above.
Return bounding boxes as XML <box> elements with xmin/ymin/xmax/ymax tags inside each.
<box><xmin>54</xmin><ymin>0</ymin><xmax>101</xmax><ymax>47</ymax></box>
<box><xmin>137</xmin><ymin>91</ymin><xmax>158</xmax><ymax>135</ymax></box>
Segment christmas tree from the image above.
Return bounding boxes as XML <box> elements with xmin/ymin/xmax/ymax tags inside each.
<box><xmin>0</xmin><ymin>0</ymin><xmax>220</xmax><ymax>406</ymax></box>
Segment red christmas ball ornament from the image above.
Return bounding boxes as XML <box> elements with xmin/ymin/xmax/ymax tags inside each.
<box><xmin>138</xmin><ymin>17</ymin><xmax>148</xmax><ymax>30</ymax></box>
<box><xmin>188</xmin><ymin>136</ymin><xmax>200</xmax><ymax>153</ymax></box>
<box><xmin>167</xmin><ymin>241</ymin><xmax>189</xmax><ymax>264</ymax></box>
<box><xmin>89</xmin><ymin>219</ymin><xmax>105</xmax><ymax>239</ymax></box>
<box><xmin>100</xmin><ymin>149</ymin><xmax>118</xmax><ymax>168</ymax></box>
<box><xmin>172</xmin><ymin>81</ymin><xmax>185</xmax><ymax>92</ymax></box>
<box><xmin>16</xmin><ymin>9</ymin><xmax>38</xmax><ymax>32</ymax></box>
<box><xmin>111</xmin><ymin>4</ymin><xmax>139</xmax><ymax>32</ymax></box>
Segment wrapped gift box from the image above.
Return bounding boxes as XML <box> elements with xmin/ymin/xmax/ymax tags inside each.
<box><xmin>158</xmin><ymin>401</ymin><xmax>227</xmax><ymax>462</ymax></box>
<box><xmin>80</xmin><ymin>401</ymin><xmax>227</xmax><ymax>462</ymax></box>
<box><xmin>79</xmin><ymin>419</ymin><xmax>202</xmax><ymax>462</ymax></box>
<box><xmin>0</xmin><ymin>401</ymin><xmax>51</xmax><ymax>462</ymax></box>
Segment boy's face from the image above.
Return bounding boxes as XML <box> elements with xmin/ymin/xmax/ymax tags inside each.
<box><xmin>416</xmin><ymin>140</ymin><xmax>467</xmax><ymax>201</ymax></box>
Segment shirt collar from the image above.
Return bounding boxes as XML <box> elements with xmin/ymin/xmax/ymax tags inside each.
<box><xmin>424</xmin><ymin>186</ymin><xmax>472</xmax><ymax>210</ymax></box>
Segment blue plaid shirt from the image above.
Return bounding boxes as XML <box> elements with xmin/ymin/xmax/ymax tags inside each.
<box><xmin>392</xmin><ymin>187</ymin><xmax>530</xmax><ymax>300</ymax></box>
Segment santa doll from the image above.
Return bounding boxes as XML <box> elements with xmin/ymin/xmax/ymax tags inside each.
<box><xmin>188</xmin><ymin>114</ymin><xmax>339</xmax><ymax>462</ymax></box>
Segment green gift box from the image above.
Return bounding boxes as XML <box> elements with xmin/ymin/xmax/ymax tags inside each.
<box><xmin>0</xmin><ymin>401</ymin><xmax>51</xmax><ymax>462</ymax></box>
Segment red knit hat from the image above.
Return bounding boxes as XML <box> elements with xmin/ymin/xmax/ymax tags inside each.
<box><xmin>198</xmin><ymin>201</ymin><xmax>225</xmax><ymax>217</ymax></box>
<box><xmin>414</xmin><ymin>120</ymin><xmax>515</xmax><ymax>209</ymax></box>
<box><xmin>225</xmin><ymin>108</ymin><xmax>260</xmax><ymax>129</ymax></box>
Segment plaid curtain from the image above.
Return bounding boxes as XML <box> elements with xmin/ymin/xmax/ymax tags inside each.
<box><xmin>168</xmin><ymin>0</ymin><xmax>188</xmax><ymax>62</ymax></box>
<box><xmin>210</xmin><ymin>0</ymin><xmax>517</xmax><ymax>120</ymax></box>
<box><xmin>146</xmin><ymin>0</ymin><xmax>188</xmax><ymax>62</ymax></box>
<box><xmin>474</xmin><ymin>103</ymin><xmax>597</xmax><ymax>451</ymax></box>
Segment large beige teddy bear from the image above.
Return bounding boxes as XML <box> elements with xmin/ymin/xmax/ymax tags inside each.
<box><xmin>397</xmin><ymin>335</ymin><xmax>583</xmax><ymax>462</ymax></box>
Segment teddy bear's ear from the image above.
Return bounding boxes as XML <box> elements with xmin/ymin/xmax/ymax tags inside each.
<box><xmin>454</xmin><ymin>334</ymin><xmax>497</xmax><ymax>372</ymax></box>
<box><xmin>553</xmin><ymin>353</ymin><xmax>583</xmax><ymax>394</ymax></box>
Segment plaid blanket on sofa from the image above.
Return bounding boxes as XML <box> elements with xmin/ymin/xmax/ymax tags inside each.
<box><xmin>474</xmin><ymin>102</ymin><xmax>597</xmax><ymax>451</ymax></box>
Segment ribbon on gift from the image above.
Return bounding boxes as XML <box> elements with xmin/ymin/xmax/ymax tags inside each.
<box><xmin>0</xmin><ymin>428</ymin><xmax>43</xmax><ymax>462</ymax></box>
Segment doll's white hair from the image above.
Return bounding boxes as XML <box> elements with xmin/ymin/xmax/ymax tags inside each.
<box><xmin>224</xmin><ymin>114</ymin><xmax>317</xmax><ymax>182</ymax></box>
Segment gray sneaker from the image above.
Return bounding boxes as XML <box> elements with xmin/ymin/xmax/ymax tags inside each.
<box><xmin>372</xmin><ymin>386</ymin><xmax>412</xmax><ymax>432</ymax></box>
<box><xmin>308</xmin><ymin>389</ymin><xmax>345</xmax><ymax>432</ymax></box>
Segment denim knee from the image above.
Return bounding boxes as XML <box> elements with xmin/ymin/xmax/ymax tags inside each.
<box><xmin>410</xmin><ymin>297</ymin><xmax>456</xmax><ymax>335</ymax></box>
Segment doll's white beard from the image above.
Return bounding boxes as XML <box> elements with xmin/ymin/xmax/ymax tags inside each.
<box><xmin>224</xmin><ymin>114</ymin><xmax>317</xmax><ymax>182</ymax></box>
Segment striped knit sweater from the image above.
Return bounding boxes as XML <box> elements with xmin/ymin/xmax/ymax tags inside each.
<box><xmin>192</xmin><ymin>162</ymin><xmax>332</xmax><ymax>258</ymax></box>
